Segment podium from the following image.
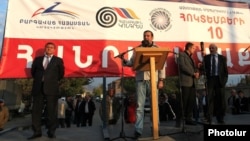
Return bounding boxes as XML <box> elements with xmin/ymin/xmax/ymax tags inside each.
<box><xmin>133</xmin><ymin>47</ymin><xmax>170</xmax><ymax>140</ymax></box>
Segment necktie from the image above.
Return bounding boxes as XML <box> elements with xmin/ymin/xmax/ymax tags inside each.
<box><xmin>109</xmin><ymin>98</ymin><xmax>113</xmax><ymax>119</ymax></box>
<box><xmin>85</xmin><ymin>101</ymin><xmax>89</xmax><ymax>113</ymax></box>
<box><xmin>44</xmin><ymin>56</ymin><xmax>50</xmax><ymax>69</ymax></box>
<box><xmin>212</xmin><ymin>55</ymin><xmax>216</xmax><ymax>76</ymax></box>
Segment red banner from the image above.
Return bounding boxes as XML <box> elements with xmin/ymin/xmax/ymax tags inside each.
<box><xmin>1</xmin><ymin>38</ymin><xmax>249</xmax><ymax>78</ymax></box>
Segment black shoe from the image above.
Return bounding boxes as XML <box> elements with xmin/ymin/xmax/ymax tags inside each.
<box><xmin>159</xmin><ymin>131</ymin><xmax>163</xmax><ymax>136</ymax></box>
<box><xmin>47</xmin><ymin>131</ymin><xmax>56</xmax><ymax>138</ymax></box>
<box><xmin>175</xmin><ymin>121</ymin><xmax>181</xmax><ymax>127</ymax></box>
<box><xmin>134</xmin><ymin>131</ymin><xmax>141</xmax><ymax>139</ymax></box>
<box><xmin>27</xmin><ymin>134</ymin><xmax>42</xmax><ymax>140</ymax></box>
<box><xmin>48</xmin><ymin>134</ymin><xmax>56</xmax><ymax>138</ymax></box>
<box><xmin>185</xmin><ymin>120</ymin><xmax>197</xmax><ymax>125</ymax></box>
<box><xmin>217</xmin><ymin>120</ymin><xmax>225</xmax><ymax>125</ymax></box>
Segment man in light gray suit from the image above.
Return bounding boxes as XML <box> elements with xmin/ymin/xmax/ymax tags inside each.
<box><xmin>177</xmin><ymin>42</ymin><xmax>199</xmax><ymax>126</ymax></box>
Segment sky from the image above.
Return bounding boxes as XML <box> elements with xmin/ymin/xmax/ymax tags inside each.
<box><xmin>0</xmin><ymin>0</ymin><xmax>246</xmax><ymax>87</ymax></box>
<box><xmin>0</xmin><ymin>0</ymin><xmax>7</xmax><ymax>47</ymax></box>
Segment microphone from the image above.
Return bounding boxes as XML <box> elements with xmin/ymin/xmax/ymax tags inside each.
<box><xmin>200</xmin><ymin>41</ymin><xmax>204</xmax><ymax>51</ymax></box>
<box><xmin>244</xmin><ymin>45</ymin><xmax>250</xmax><ymax>52</ymax></box>
<box><xmin>141</xmin><ymin>40</ymin><xmax>149</xmax><ymax>47</ymax></box>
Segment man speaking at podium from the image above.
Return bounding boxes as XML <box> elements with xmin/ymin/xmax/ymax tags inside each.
<box><xmin>122</xmin><ymin>30</ymin><xmax>166</xmax><ymax>139</ymax></box>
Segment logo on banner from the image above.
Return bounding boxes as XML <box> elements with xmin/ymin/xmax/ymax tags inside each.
<box><xmin>20</xmin><ymin>2</ymin><xmax>90</xmax><ymax>30</ymax></box>
<box><xmin>149</xmin><ymin>8</ymin><xmax>172</xmax><ymax>32</ymax></box>
<box><xmin>32</xmin><ymin>2</ymin><xmax>78</xmax><ymax>18</ymax></box>
<box><xmin>96</xmin><ymin>7</ymin><xmax>143</xmax><ymax>29</ymax></box>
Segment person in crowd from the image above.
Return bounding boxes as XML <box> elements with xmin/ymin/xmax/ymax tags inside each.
<box><xmin>200</xmin><ymin>91</ymin><xmax>208</xmax><ymax>121</ymax></box>
<box><xmin>158</xmin><ymin>94</ymin><xmax>169</xmax><ymax>121</ymax></box>
<box><xmin>193</xmin><ymin>92</ymin><xmax>201</xmax><ymax>123</ymax></box>
<box><xmin>74</xmin><ymin>96</ymin><xmax>84</xmax><ymax>127</ymax></box>
<box><xmin>124</xmin><ymin>94</ymin><xmax>136</xmax><ymax>124</ymax></box>
<box><xmin>57</xmin><ymin>97</ymin><xmax>68</xmax><ymax>128</ymax></box>
<box><xmin>65</xmin><ymin>96</ymin><xmax>74</xmax><ymax>128</ymax></box>
<box><xmin>99</xmin><ymin>89</ymin><xmax>121</xmax><ymax>125</ymax></box>
<box><xmin>235</xmin><ymin>90</ymin><xmax>249</xmax><ymax>114</ymax></box>
<box><xmin>28</xmin><ymin>42</ymin><xmax>65</xmax><ymax>140</ymax></box>
<box><xmin>158</xmin><ymin>94</ymin><xmax>166</xmax><ymax>121</ymax></box>
<box><xmin>177</xmin><ymin>42</ymin><xmax>199</xmax><ymax>126</ymax></box>
<box><xmin>227</xmin><ymin>89</ymin><xmax>238</xmax><ymax>115</ymax></box>
<box><xmin>0</xmin><ymin>99</ymin><xmax>9</xmax><ymax>131</ymax></box>
<box><xmin>168</xmin><ymin>93</ymin><xmax>179</xmax><ymax>122</ymax></box>
<box><xmin>82</xmin><ymin>94</ymin><xmax>96</xmax><ymax>126</ymax></box>
<box><xmin>203</xmin><ymin>43</ymin><xmax>228</xmax><ymax>124</ymax></box>
<box><xmin>166</xmin><ymin>94</ymin><xmax>176</xmax><ymax>121</ymax></box>
<box><xmin>122</xmin><ymin>30</ymin><xmax>165</xmax><ymax>139</ymax></box>
<box><xmin>72</xmin><ymin>95</ymin><xmax>80</xmax><ymax>124</ymax></box>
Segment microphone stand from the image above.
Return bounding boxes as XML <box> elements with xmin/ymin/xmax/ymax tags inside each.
<box><xmin>244</xmin><ymin>45</ymin><xmax>250</xmax><ymax>52</ymax></box>
<box><xmin>114</xmin><ymin>48</ymin><xmax>135</xmax><ymax>59</ymax></box>
<box><xmin>110</xmin><ymin>49</ymin><xmax>134</xmax><ymax>141</ymax></box>
<box><xmin>198</xmin><ymin>49</ymin><xmax>210</xmax><ymax>125</ymax></box>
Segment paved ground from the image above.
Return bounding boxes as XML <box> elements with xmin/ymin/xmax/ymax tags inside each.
<box><xmin>1</xmin><ymin>102</ymin><xmax>250</xmax><ymax>141</ymax></box>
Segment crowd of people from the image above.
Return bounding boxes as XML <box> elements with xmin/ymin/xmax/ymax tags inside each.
<box><xmin>41</xmin><ymin>94</ymin><xmax>96</xmax><ymax>129</ymax></box>
<box><xmin>71</xmin><ymin>94</ymin><xmax>96</xmax><ymax>127</ymax></box>
<box><xmin>228</xmin><ymin>89</ymin><xmax>250</xmax><ymax>115</ymax></box>
<box><xmin>158</xmin><ymin>88</ymin><xmax>250</xmax><ymax>125</ymax></box>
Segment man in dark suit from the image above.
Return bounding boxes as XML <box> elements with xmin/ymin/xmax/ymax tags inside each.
<box><xmin>203</xmin><ymin>43</ymin><xmax>228</xmax><ymax>124</ymax></box>
<box><xmin>177</xmin><ymin>42</ymin><xmax>199</xmax><ymax>126</ymax></box>
<box><xmin>82</xmin><ymin>94</ymin><xmax>96</xmax><ymax>126</ymax></box>
<box><xmin>74</xmin><ymin>96</ymin><xmax>84</xmax><ymax>127</ymax></box>
<box><xmin>28</xmin><ymin>42</ymin><xmax>65</xmax><ymax>140</ymax></box>
<box><xmin>227</xmin><ymin>89</ymin><xmax>238</xmax><ymax>115</ymax></box>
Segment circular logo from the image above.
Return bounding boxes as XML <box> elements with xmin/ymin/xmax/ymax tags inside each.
<box><xmin>150</xmin><ymin>8</ymin><xmax>171</xmax><ymax>31</ymax></box>
<box><xmin>96</xmin><ymin>7</ymin><xmax>117</xmax><ymax>28</ymax></box>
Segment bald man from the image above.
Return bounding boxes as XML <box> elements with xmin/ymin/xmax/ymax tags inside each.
<box><xmin>203</xmin><ymin>43</ymin><xmax>228</xmax><ymax>124</ymax></box>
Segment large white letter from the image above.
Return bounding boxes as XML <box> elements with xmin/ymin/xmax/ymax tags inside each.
<box><xmin>208</xmin><ymin>129</ymin><xmax>214</xmax><ymax>136</ymax></box>
<box><xmin>17</xmin><ymin>45</ymin><xmax>33</xmax><ymax>68</ymax></box>
<box><xmin>239</xmin><ymin>48</ymin><xmax>250</xmax><ymax>66</ymax></box>
<box><xmin>226</xmin><ymin>48</ymin><xmax>233</xmax><ymax>67</ymax></box>
<box><xmin>73</xmin><ymin>46</ymin><xmax>92</xmax><ymax>68</ymax></box>
<box><xmin>57</xmin><ymin>45</ymin><xmax>64</xmax><ymax>58</ymax></box>
<box><xmin>102</xmin><ymin>46</ymin><xmax>118</xmax><ymax>68</ymax></box>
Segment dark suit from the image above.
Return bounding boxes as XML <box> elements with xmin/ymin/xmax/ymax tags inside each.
<box><xmin>31</xmin><ymin>55</ymin><xmax>64</xmax><ymax>136</ymax></box>
<box><xmin>235</xmin><ymin>96</ymin><xmax>249</xmax><ymax>113</ymax></box>
<box><xmin>203</xmin><ymin>54</ymin><xmax>228</xmax><ymax>123</ymax></box>
<box><xmin>201</xmin><ymin>94</ymin><xmax>208</xmax><ymax>120</ymax></box>
<box><xmin>227</xmin><ymin>95</ymin><xmax>237</xmax><ymax>114</ymax></box>
<box><xmin>82</xmin><ymin>99</ymin><xmax>96</xmax><ymax>126</ymax></box>
<box><xmin>74</xmin><ymin>100</ymin><xmax>84</xmax><ymax>127</ymax></box>
<box><xmin>178</xmin><ymin>51</ymin><xmax>197</xmax><ymax>123</ymax></box>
